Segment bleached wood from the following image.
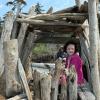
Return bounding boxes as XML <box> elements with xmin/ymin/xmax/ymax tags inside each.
<box><xmin>88</xmin><ymin>0</ymin><xmax>100</xmax><ymax>99</ymax></box>
<box><xmin>18</xmin><ymin>5</ymin><xmax>36</xmax><ymax>55</ymax></box>
<box><xmin>68</xmin><ymin>66</ymin><xmax>77</xmax><ymax>100</ymax></box>
<box><xmin>0</xmin><ymin>12</ymin><xmax>14</xmax><ymax>76</ymax></box>
<box><xmin>18</xmin><ymin>58</ymin><xmax>32</xmax><ymax>100</ymax></box>
<box><xmin>3</xmin><ymin>39</ymin><xmax>21</xmax><ymax>97</ymax></box>
<box><xmin>40</xmin><ymin>75</ymin><xmax>51</xmax><ymax>100</ymax></box>
<box><xmin>7</xmin><ymin>93</ymin><xmax>26</xmax><ymax>100</ymax></box>
<box><xmin>51</xmin><ymin>59</ymin><xmax>64</xmax><ymax>100</ymax></box>
<box><xmin>17</xmin><ymin>18</ymin><xmax>83</xmax><ymax>27</ymax></box>
<box><xmin>32</xmin><ymin>70</ymin><xmax>43</xmax><ymax>100</ymax></box>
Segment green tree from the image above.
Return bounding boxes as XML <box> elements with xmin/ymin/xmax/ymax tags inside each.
<box><xmin>35</xmin><ymin>3</ymin><xmax>44</xmax><ymax>14</ymax></box>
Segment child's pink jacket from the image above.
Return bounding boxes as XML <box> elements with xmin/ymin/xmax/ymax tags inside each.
<box><xmin>65</xmin><ymin>53</ymin><xmax>84</xmax><ymax>84</ymax></box>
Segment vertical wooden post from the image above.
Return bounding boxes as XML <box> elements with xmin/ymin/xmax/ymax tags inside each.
<box><xmin>0</xmin><ymin>12</ymin><xmax>14</xmax><ymax>76</ymax></box>
<box><xmin>40</xmin><ymin>75</ymin><xmax>51</xmax><ymax>100</ymax></box>
<box><xmin>60</xmin><ymin>83</ymin><xmax>67</xmax><ymax>100</ymax></box>
<box><xmin>32</xmin><ymin>70</ymin><xmax>43</xmax><ymax>100</ymax></box>
<box><xmin>96</xmin><ymin>0</ymin><xmax>100</xmax><ymax>76</ymax></box>
<box><xmin>0</xmin><ymin>12</ymin><xmax>14</xmax><ymax>96</ymax></box>
<box><xmin>3</xmin><ymin>39</ymin><xmax>21</xmax><ymax>97</ymax></box>
<box><xmin>88</xmin><ymin>0</ymin><xmax>100</xmax><ymax>99</ymax></box>
<box><xmin>68</xmin><ymin>66</ymin><xmax>77</xmax><ymax>100</ymax></box>
<box><xmin>51</xmin><ymin>59</ymin><xmax>64</xmax><ymax>100</ymax></box>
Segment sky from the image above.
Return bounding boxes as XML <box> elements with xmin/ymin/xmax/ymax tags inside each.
<box><xmin>0</xmin><ymin>0</ymin><xmax>86</xmax><ymax>18</ymax></box>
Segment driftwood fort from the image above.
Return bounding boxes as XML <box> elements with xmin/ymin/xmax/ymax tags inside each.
<box><xmin>0</xmin><ymin>0</ymin><xmax>100</xmax><ymax>100</ymax></box>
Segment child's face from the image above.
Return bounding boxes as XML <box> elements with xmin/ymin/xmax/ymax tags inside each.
<box><xmin>66</xmin><ymin>44</ymin><xmax>75</xmax><ymax>56</ymax></box>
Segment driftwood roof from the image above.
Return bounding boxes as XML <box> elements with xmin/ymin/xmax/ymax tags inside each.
<box><xmin>16</xmin><ymin>2</ymin><xmax>88</xmax><ymax>44</ymax></box>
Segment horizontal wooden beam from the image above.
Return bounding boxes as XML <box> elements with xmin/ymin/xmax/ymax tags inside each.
<box><xmin>19</xmin><ymin>13</ymin><xmax>87</xmax><ymax>21</ymax></box>
<box><xmin>29</xmin><ymin>25</ymin><xmax>77</xmax><ymax>33</ymax></box>
<box><xmin>35</xmin><ymin>37</ymin><xmax>80</xmax><ymax>44</ymax></box>
<box><xmin>17</xmin><ymin>18</ymin><xmax>83</xmax><ymax>27</ymax></box>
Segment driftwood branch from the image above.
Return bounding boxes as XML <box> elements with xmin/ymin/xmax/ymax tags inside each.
<box><xmin>7</xmin><ymin>93</ymin><xmax>26</xmax><ymax>100</ymax></box>
<box><xmin>18</xmin><ymin>58</ymin><xmax>32</xmax><ymax>100</ymax></box>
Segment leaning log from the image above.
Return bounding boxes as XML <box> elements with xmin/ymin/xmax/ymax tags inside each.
<box><xmin>18</xmin><ymin>5</ymin><xmax>36</xmax><ymax>55</ymax></box>
<box><xmin>3</xmin><ymin>39</ymin><xmax>21</xmax><ymax>97</ymax></box>
<box><xmin>17</xmin><ymin>7</ymin><xmax>37</xmax><ymax>80</ymax></box>
<box><xmin>20</xmin><ymin>31</ymin><xmax>39</xmax><ymax>78</ymax></box>
<box><xmin>88</xmin><ymin>0</ymin><xmax>100</xmax><ymax>99</ymax></box>
<box><xmin>18</xmin><ymin>59</ymin><xmax>32</xmax><ymax>100</ymax></box>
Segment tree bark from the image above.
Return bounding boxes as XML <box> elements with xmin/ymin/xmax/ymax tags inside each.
<box><xmin>88</xmin><ymin>0</ymin><xmax>100</xmax><ymax>99</ymax></box>
<box><xmin>3</xmin><ymin>39</ymin><xmax>21</xmax><ymax>97</ymax></box>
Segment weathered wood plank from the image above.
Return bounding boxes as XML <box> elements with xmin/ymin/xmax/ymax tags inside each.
<box><xmin>18</xmin><ymin>58</ymin><xmax>32</xmax><ymax>100</ymax></box>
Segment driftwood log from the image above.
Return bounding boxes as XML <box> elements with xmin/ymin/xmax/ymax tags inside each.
<box><xmin>18</xmin><ymin>5</ymin><xmax>36</xmax><ymax>55</ymax></box>
<box><xmin>32</xmin><ymin>70</ymin><xmax>43</xmax><ymax>100</ymax></box>
<box><xmin>3</xmin><ymin>39</ymin><xmax>21</xmax><ymax>97</ymax></box>
<box><xmin>0</xmin><ymin>12</ymin><xmax>14</xmax><ymax>96</ymax></box>
<box><xmin>0</xmin><ymin>12</ymin><xmax>14</xmax><ymax>76</ymax></box>
<box><xmin>68</xmin><ymin>66</ymin><xmax>77</xmax><ymax>100</ymax></box>
<box><xmin>51</xmin><ymin>58</ymin><xmax>64</xmax><ymax>100</ymax></box>
<box><xmin>59</xmin><ymin>82</ymin><xmax>67</xmax><ymax>100</ymax></box>
<box><xmin>88</xmin><ymin>0</ymin><xmax>100</xmax><ymax>99</ymax></box>
<box><xmin>40</xmin><ymin>75</ymin><xmax>51</xmax><ymax>100</ymax></box>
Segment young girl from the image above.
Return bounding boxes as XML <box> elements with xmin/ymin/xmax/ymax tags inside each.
<box><xmin>63</xmin><ymin>41</ymin><xmax>84</xmax><ymax>85</ymax></box>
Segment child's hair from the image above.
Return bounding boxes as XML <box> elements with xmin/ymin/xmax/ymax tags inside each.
<box><xmin>63</xmin><ymin>40</ymin><xmax>78</xmax><ymax>53</ymax></box>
